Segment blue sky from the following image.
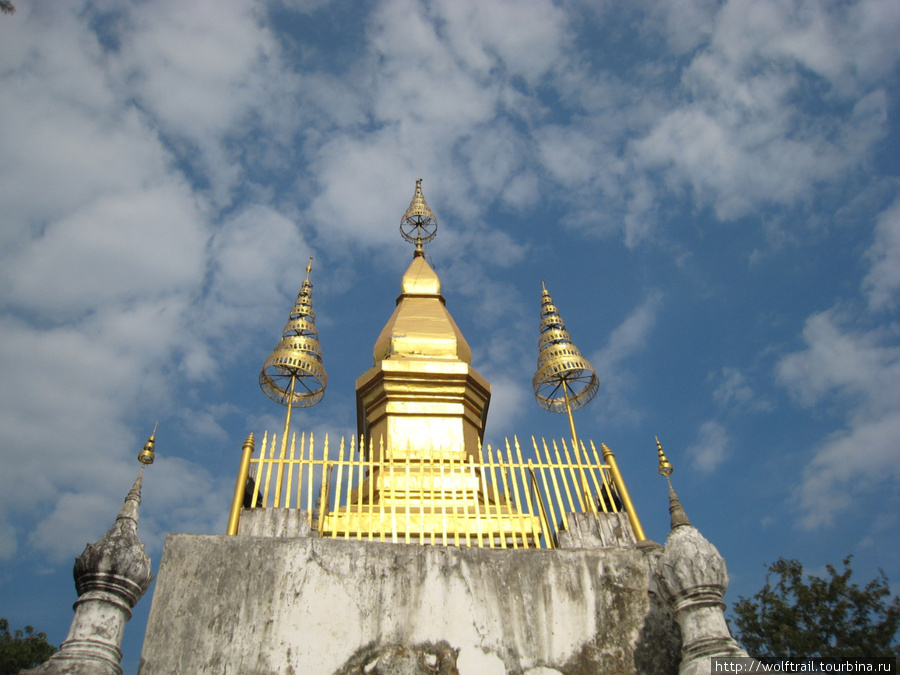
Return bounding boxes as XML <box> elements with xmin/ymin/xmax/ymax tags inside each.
<box><xmin>1</xmin><ymin>0</ymin><xmax>899</xmax><ymax>670</ymax></box>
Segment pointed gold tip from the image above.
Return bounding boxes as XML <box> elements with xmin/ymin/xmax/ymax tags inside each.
<box><xmin>541</xmin><ymin>280</ymin><xmax>546</xmax><ymax>292</ymax></box>
<box><xmin>305</xmin><ymin>257</ymin><xmax>313</xmax><ymax>281</ymax></box>
<box><xmin>656</xmin><ymin>436</ymin><xmax>673</xmax><ymax>477</ymax></box>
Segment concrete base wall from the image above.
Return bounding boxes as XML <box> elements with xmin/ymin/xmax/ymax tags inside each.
<box><xmin>138</xmin><ymin>534</ymin><xmax>680</xmax><ymax>675</ymax></box>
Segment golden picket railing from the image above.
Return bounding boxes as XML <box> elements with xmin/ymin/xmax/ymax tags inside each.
<box><xmin>227</xmin><ymin>432</ymin><xmax>642</xmax><ymax>549</ymax></box>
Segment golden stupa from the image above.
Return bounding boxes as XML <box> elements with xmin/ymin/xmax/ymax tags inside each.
<box><xmin>227</xmin><ymin>180</ymin><xmax>644</xmax><ymax>548</ymax></box>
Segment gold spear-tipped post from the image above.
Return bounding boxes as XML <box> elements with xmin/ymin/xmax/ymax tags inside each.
<box><xmin>227</xmin><ymin>433</ymin><xmax>256</xmax><ymax>535</ymax></box>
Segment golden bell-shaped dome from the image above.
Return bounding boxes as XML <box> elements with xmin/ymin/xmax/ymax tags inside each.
<box><xmin>372</xmin><ymin>254</ymin><xmax>472</xmax><ymax>365</ymax></box>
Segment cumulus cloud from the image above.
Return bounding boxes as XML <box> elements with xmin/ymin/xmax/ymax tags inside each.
<box><xmin>0</xmin><ymin>0</ymin><xmax>897</xmax><ymax>590</ymax></box>
<box><xmin>712</xmin><ymin>366</ymin><xmax>772</xmax><ymax>412</ymax></box>
<box><xmin>629</xmin><ymin>0</ymin><xmax>894</xmax><ymax>228</ymax></box>
<box><xmin>687</xmin><ymin>420</ymin><xmax>730</xmax><ymax>473</ymax></box>
<box><xmin>0</xmin><ymin>2</ymin><xmax>289</xmax><ymax>562</ymax></box>
<box><xmin>777</xmin><ymin>307</ymin><xmax>900</xmax><ymax>528</ymax></box>
<box><xmin>590</xmin><ymin>291</ymin><xmax>663</xmax><ymax>425</ymax></box>
<box><xmin>863</xmin><ymin>197</ymin><xmax>900</xmax><ymax>311</ymax></box>
<box><xmin>113</xmin><ymin>0</ymin><xmax>300</xmax><ymax>205</ymax></box>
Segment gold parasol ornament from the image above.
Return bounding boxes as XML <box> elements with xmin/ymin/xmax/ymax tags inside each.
<box><xmin>259</xmin><ymin>258</ymin><xmax>327</xmax><ymax>409</ymax></box>
<box><xmin>258</xmin><ymin>257</ymin><xmax>326</xmax><ymax>477</ymax></box>
<box><xmin>533</xmin><ymin>282</ymin><xmax>599</xmax><ymax>452</ymax></box>
<box><xmin>400</xmin><ymin>178</ymin><xmax>438</xmax><ymax>253</ymax></box>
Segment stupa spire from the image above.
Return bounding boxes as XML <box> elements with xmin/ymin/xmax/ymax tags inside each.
<box><xmin>25</xmin><ymin>431</ymin><xmax>155</xmax><ymax>675</ymax></box>
<box><xmin>655</xmin><ymin>436</ymin><xmax>752</xmax><ymax>671</ymax></box>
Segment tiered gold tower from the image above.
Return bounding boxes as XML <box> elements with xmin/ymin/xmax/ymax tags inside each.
<box><xmin>347</xmin><ymin>181</ymin><xmax>521</xmax><ymax>541</ymax></box>
<box><xmin>228</xmin><ymin>180</ymin><xmax>645</xmax><ymax>548</ymax></box>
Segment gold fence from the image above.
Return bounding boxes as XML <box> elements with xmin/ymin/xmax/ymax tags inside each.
<box><xmin>227</xmin><ymin>433</ymin><xmax>644</xmax><ymax>549</ymax></box>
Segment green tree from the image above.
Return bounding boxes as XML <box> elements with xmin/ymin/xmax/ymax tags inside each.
<box><xmin>732</xmin><ymin>556</ymin><xmax>900</xmax><ymax>659</ymax></box>
<box><xmin>0</xmin><ymin>618</ymin><xmax>56</xmax><ymax>674</ymax></box>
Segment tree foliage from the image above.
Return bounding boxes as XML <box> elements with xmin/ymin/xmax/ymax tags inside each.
<box><xmin>0</xmin><ymin>618</ymin><xmax>56</xmax><ymax>674</ymax></box>
<box><xmin>0</xmin><ymin>2</ymin><xmax>15</xmax><ymax>16</ymax></box>
<box><xmin>732</xmin><ymin>556</ymin><xmax>900</xmax><ymax>659</ymax></box>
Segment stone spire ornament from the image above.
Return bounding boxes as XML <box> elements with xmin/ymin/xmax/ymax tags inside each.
<box><xmin>654</xmin><ymin>440</ymin><xmax>750</xmax><ymax>674</ymax></box>
<box><xmin>24</xmin><ymin>432</ymin><xmax>156</xmax><ymax>675</ymax></box>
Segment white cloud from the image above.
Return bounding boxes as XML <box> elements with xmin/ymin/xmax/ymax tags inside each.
<box><xmin>646</xmin><ymin>0</ymin><xmax>718</xmax><ymax>54</ymax></box>
<box><xmin>712</xmin><ymin>0</ymin><xmax>900</xmax><ymax>94</ymax></box>
<box><xmin>203</xmin><ymin>205</ymin><xmax>312</xmax><ymax>332</ymax></box>
<box><xmin>712</xmin><ymin>366</ymin><xmax>772</xmax><ymax>412</ymax></box>
<box><xmin>3</xmin><ymin>186</ymin><xmax>207</xmax><ymax>318</ymax></box>
<box><xmin>777</xmin><ymin>310</ymin><xmax>899</xmax><ymax>413</ymax></box>
<box><xmin>629</xmin><ymin>0</ymin><xmax>893</xmax><ymax>224</ymax></box>
<box><xmin>687</xmin><ymin>420</ymin><xmax>730</xmax><ymax>473</ymax></box>
<box><xmin>793</xmin><ymin>413</ymin><xmax>900</xmax><ymax>530</ymax></box>
<box><xmin>590</xmin><ymin>291</ymin><xmax>663</xmax><ymax>424</ymax></box>
<box><xmin>777</xmin><ymin>309</ymin><xmax>900</xmax><ymax>528</ymax></box>
<box><xmin>0</xmin><ymin>2</ymin><xmax>294</xmax><ymax>562</ymax></box>
<box><xmin>713</xmin><ymin>367</ymin><xmax>755</xmax><ymax>408</ymax></box>
<box><xmin>113</xmin><ymin>0</ymin><xmax>301</xmax><ymax>204</ymax></box>
<box><xmin>481</xmin><ymin>374</ymin><xmax>531</xmax><ymax>443</ymax></box>
<box><xmin>433</xmin><ymin>0</ymin><xmax>571</xmax><ymax>86</ymax></box>
<box><xmin>863</xmin><ymin>197</ymin><xmax>900</xmax><ymax>311</ymax></box>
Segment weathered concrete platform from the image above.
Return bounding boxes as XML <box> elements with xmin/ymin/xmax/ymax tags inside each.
<box><xmin>138</xmin><ymin>533</ymin><xmax>679</xmax><ymax>674</ymax></box>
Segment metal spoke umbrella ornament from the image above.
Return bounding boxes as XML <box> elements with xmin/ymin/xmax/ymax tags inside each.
<box><xmin>259</xmin><ymin>258</ymin><xmax>327</xmax><ymax>456</ymax></box>
<box><xmin>532</xmin><ymin>281</ymin><xmax>599</xmax><ymax>453</ymax></box>
<box><xmin>400</xmin><ymin>178</ymin><xmax>437</xmax><ymax>252</ymax></box>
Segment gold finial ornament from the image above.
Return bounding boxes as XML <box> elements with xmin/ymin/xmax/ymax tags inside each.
<box><xmin>533</xmin><ymin>282</ymin><xmax>599</xmax><ymax>415</ymax></box>
<box><xmin>259</xmin><ymin>257</ymin><xmax>327</xmax><ymax>408</ymax></box>
<box><xmin>533</xmin><ymin>282</ymin><xmax>599</xmax><ymax>484</ymax></box>
<box><xmin>656</xmin><ymin>437</ymin><xmax>691</xmax><ymax>529</ymax></box>
<box><xmin>259</xmin><ymin>258</ymin><xmax>325</xmax><ymax>502</ymax></box>
<box><xmin>137</xmin><ymin>423</ymin><xmax>158</xmax><ymax>465</ymax></box>
<box><xmin>657</xmin><ymin>436</ymin><xmax>673</xmax><ymax>476</ymax></box>
<box><xmin>400</xmin><ymin>178</ymin><xmax>437</xmax><ymax>251</ymax></box>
